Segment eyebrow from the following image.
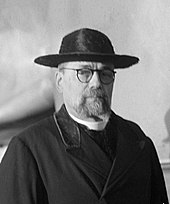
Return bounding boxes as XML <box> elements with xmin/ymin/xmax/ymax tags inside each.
<box><xmin>78</xmin><ymin>65</ymin><xmax>92</xmax><ymax>69</ymax></box>
<box><xmin>101</xmin><ymin>65</ymin><xmax>114</xmax><ymax>70</ymax></box>
<box><xmin>78</xmin><ymin>64</ymin><xmax>114</xmax><ymax>70</ymax></box>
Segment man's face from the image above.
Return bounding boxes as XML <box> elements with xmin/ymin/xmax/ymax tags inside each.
<box><xmin>56</xmin><ymin>61</ymin><xmax>115</xmax><ymax>121</ymax></box>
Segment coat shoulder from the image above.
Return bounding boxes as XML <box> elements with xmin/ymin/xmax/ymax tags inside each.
<box><xmin>12</xmin><ymin>114</ymin><xmax>59</xmax><ymax>148</ymax></box>
<box><xmin>114</xmin><ymin>113</ymin><xmax>151</xmax><ymax>142</ymax></box>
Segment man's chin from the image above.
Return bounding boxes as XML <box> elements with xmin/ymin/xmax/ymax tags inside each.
<box><xmin>83</xmin><ymin>102</ymin><xmax>110</xmax><ymax>119</ymax></box>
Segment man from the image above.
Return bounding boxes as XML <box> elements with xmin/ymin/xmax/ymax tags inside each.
<box><xmin>0</xmin><ymin>28</ymin><xmax>168</xmax><ymax>204</ymax></box>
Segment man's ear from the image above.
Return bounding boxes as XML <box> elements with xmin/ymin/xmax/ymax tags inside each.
<box><xmin>55</xmin><ymin>70</ymin><xmax>63</xmax><ymax>93</ymax></box>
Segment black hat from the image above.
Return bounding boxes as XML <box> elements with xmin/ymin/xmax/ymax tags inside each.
<box><xmin>34</xmin><ymin>28</ymin><xmax>139</xmax><ymax>69</ymax></box>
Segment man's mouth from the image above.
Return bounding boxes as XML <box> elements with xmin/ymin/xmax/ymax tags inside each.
<box><xmin>87</xmin><ymin>95</ymin><xmax>104</xmax><ymax>99</ymax></box>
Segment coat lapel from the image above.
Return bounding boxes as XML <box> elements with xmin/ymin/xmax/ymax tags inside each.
<box><xmin>66</xmin><ymin>128</ymin><xmax>112</xmax><ymax>178</ymax></box>
<box><xmin>101</xmin><ymin>116</ymin><xmax>146</xmax><ymax>196</ymax></box>
<box><xmin>66</xmin><ymin>131</ymin><xmax>112</xmax><ymax>195</ymax></box>
<box><xmin>54</xmin><ymin>105</ymin><xmax>112</xmax><ymax>195</ymax></box>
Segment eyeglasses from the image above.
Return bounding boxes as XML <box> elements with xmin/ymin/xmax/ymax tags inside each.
<box><xmin>60</xmin><ymin>68</ymin><xmax>116</xmax><ymax>84</ymax></box>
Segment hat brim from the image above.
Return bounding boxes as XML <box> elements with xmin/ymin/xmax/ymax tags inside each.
<box><xmin>34</xmin><ymin>53</ymin><xmax>139</xmax><ymax>69</ymax></box>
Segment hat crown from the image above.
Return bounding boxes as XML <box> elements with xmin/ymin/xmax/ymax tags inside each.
<box><xmin>59</xmin><ymin>28</ymin><xmax>115</xmax><ymax>55</ymax></box>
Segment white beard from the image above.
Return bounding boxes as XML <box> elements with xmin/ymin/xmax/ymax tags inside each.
<box><xmin>74</xmin><ymin>88</ymin><xmax>111</xmax><ymax>120</ymax></box>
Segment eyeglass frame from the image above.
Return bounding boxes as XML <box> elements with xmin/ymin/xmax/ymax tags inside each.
<box><xmin>59</xmin><ymin>67</ymin><xmax>116</xmax><ymax>85</ymax></box>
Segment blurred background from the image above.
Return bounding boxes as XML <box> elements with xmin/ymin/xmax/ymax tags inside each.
<box><xmin>0</xmin><ymin>0</ymin><xmax>170</xmax><ymax>197</ymax></box>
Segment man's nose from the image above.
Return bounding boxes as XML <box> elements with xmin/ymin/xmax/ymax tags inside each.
<box><xmin>89</xmin><ymin>71</ymin><xmax>101</xmax><ymax>87</ymax></box>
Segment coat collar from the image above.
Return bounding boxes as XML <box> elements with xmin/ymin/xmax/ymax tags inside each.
<box><xmin>53</xmin><ymin>105</ymin><xmax>81</xmax><ymax>148</ymax></box>
<box><xmin>54</xmin><ymin>104</ymin><xmax>117</xmax><ymax>150</ymax></box>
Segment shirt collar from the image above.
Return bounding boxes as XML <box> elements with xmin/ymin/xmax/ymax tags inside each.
<box><xmin>68</xmin><ymin>112</ymin><xmax>109</xmax><ymax>131</ymax></box>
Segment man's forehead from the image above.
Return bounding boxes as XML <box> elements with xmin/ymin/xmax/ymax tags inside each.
<box><xmin>58</xmin><ymin>61</ymin><xmax>115</xmax><ymax>69</ymax></box>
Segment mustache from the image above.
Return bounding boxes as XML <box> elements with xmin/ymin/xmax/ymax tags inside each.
<box><xmin>85</xmin><ymin>88</ymin><xmax>106</xmax><ymax>98</ymax></box>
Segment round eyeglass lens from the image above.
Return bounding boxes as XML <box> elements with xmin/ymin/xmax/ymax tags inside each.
<box><xmin>77</xmin><ymin>69</ymin><xmax>92</xmax><ymax>83</ymax></box>
<box><xmin>100</xmin><ymin>70</ymin><xmax>115</xmax><ymax>84</ymax></box>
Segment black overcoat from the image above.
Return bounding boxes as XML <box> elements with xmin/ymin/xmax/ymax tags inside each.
<box><xmin>0</xmin><ymin>105</ymin><xmax>168</xmax><ymax>204</ymax></box>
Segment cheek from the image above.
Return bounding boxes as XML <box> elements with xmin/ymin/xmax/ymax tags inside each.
<box><xmin>63</xmin><ymin>81</ymin><xmax>74</xmax><ymax>99</ymax></box>
<box><xmin>104</xmin><ymin>84</ymin><xmax>114</xmax><ymax>101</ymax></box>
<box><xmin>63</xmin><ymin>78</ymin><xmax>85</xmax><ymax>101</ymax></box>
